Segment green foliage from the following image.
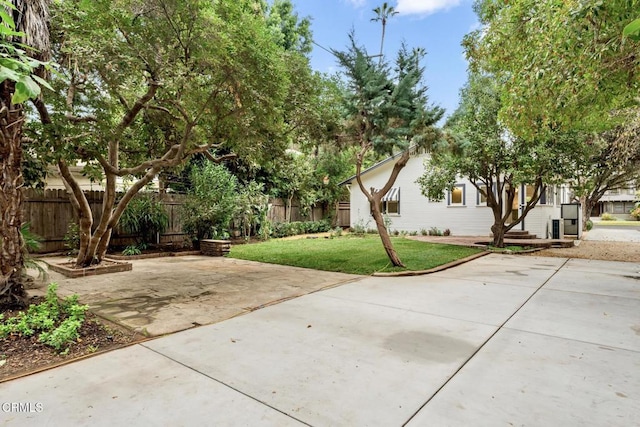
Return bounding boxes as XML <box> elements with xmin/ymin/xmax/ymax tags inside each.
<box><xmin>467</xmin><ymin>0</ymin><xmax>639</xmax><ymax>135</ymax></box>
<box><xmin>0</xmin><ymin>284</ymin><xmax>88</xmax><ymax>352</ymax></box>
<box><xmin>586</xmin><ymin>219</ymin><xmax>594</xmax><ymax>230</ymax></box>
<box><xmin>181</xmin><ymin>163</ymin><xmax>239</xmax><ymax>241</ymax></box>
<box><xmin>351</xmin><ymin>218</ymin><xmax>370</xmax><ymax>236</ymax></box>
<box><xmin>120</xmin><ymin>193</ymin><xmax>168</xmax><ymax>246</ymax></box>
<box><xmin>428</xmin><ymin>227</ymin><xmax>443</xmax><ymax>236</ymax></box>
<box><xmin>229</xmin><ymin>235</ymin><xmax>482</xmax><ymax>275</ymax></box>
<box><xmin>270</xmin><ymin>220</ymin><xmax>331</xmax><ymax>238</ymax></box>
<box><xmin>63</xmin><ymin>221</ymin><xmax>80</xmax><ymax>256</ymax></box>
<box><xmin>232</xmin><ymin>182</ymin><xmax>270</xmax><ymax>240</ymax></box>
<box><xmin>122</xmin><ymin>245</ymin><xmax>142</xmax><ymax>256</ymax></box>
<box><xmin>601</xmin><ymin>213</ymin><xmax>617</xmax><ymax>221</ymax></box>
<box><xmin>623</xmin><ymin>18</ymin><xmax>640</xmax><ymax>41</ymax></box>
<box><xmin>0</xmin><ymin>0</ymin><xmax>54</xmax><ymax>104</ymax></box>
<box><xmin>629</xmin><ymin>207</ymin><xmax>640</xmax><ymax>220</ymax></box>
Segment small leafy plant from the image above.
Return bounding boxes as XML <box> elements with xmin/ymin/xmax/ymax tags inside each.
<box><xmin>122</xmin><ymin>245</ymin><xmax>142</xmax><ymax>256</ymax></box>
<box><xmin>601</xmin><ymin>212</ymin><xmax>617</xmax><ymax>221</ymax></box>
<box><xmin>0</xmin><ymin>284</ymin><xmax>89</xmax><ymax>352</ymax></box>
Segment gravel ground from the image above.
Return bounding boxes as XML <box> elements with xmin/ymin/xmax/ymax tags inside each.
<box><xmin>532</xmin><ymin>240</ymin><xmax>640</xmax><ymax>263</ymax></box>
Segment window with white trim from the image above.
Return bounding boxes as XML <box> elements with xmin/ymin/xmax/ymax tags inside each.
<box><xmin>372</xmin><ymin>187</ymin><xmax>400</xmax><ymax>215</ymax></box>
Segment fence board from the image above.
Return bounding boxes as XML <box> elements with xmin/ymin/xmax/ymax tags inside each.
<box><xmin>22</xmin><ymin>190</ymin><xmax>331</xmax><ymax>253</ymax></box>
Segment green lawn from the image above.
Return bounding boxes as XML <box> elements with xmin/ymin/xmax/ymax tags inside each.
<box><xmin>596</xmin><ymin>220</ymin><xmax>640</xmax><ymax>226</ymax></box>
<box><xmin>228</xmin><ymin>235</ymin><xmax>483</xmax><ymax>275</ymax></box>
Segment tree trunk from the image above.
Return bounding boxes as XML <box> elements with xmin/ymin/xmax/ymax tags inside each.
<box><xmin>355</xmin><ymin>149</ymin><xmax>409</xmax><ymax>268</ymax></box>
<box><xmin>0</xmin><ymin>81</ymin><xmax>27</xmax><ymax>307</ymax></box>
<box><xmin>581</xmin><ymin>195</ymin><xmax>597</xmax><ymax>231</ymax></box>
<box><xmin>287</xmin><ymin>195</ymin><xmax>293</xmax><ymax>223</ymax></box>
<box><xmin>371</xmin><ymin>201</ymin><xmax>404</xmax><ymax>267</ymax></box>
<box><xmin>491</xmin><ymin>222</ymin><xmax>506</xmax><ymax>248</ymax></box>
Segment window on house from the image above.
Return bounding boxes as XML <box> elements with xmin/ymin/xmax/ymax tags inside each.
<box><xmin>477</xmin><ymin>184</ymin><xmax>488</xmax><ymax>205</ymax></box>
<box><xmin>449</xmin><ymin>184</ymin><xmax>465</xmax><ymax>206</ymax></box>
<box><xmin>378</xmin><ymin>187</ymin><xmax>400</xmax><ymax>215</ymax></box>
<box><xmin>539</xmin><ymin>186</ymin><xmax>554</xmax><ymax>205</ymax></box>
<box><xmin>524</xmin><ymin>185</ymin><xmax>536</xmax><ymax>202</ymax></box>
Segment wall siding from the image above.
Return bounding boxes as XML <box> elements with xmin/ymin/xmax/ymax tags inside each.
<box><xmin>347</xmin><ymin>153</ymin><xmax>564</xmax><ymax>238</ymax></box>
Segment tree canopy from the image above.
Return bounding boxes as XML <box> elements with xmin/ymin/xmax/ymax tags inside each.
<box><xmin>29</xmin><ymin>0</ymin><xmax>295</xmax><ymax>266</ymax></box>
<box><xmin>466</xmin><ymin>0</ymin><xmax>640</xmax><ymax>137</ymax></box>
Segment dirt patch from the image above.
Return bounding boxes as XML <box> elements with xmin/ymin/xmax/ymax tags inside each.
<box><xmin>1</xmin><ymin>298</ymin><xmax>144</xmax><ymax>382</ymax></box>
<box><xmin>528</xmin><ymin>240</ymin><xmax>640</xmax><ymax>263</ymax></box>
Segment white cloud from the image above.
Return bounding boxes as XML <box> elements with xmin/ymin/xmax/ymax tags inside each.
<box><xmin>396</xmin><ymin>0</ymin><xmax>462</xmax><ymax>16</ymax></box>
<box><xmin>343</xmin><ymin>0</ymin><xmax>367</xmax><ymax>7</ymax></box>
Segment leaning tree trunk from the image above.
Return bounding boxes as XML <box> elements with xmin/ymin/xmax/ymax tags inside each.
<box><xmin>355</xmin><ymin>149</ymin><xmax>410</xmax><ymax>268</ymax></box>
<box><xmin>0</xmin><ymin>82</ymin><xmax>27</xmax><ymax>306</ymax></box>
<box><xmin>370</xmin><ymin>199</ymin><xmax>404</xmax><ymax>267</ymax></box>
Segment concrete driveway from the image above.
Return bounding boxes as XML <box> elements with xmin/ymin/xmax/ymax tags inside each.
<box><xmin>3</xmin><ymin>254</ymin><xmax>638</xmax><ymax>426</ymax></box>
<box><xmin>586</xmin><ymin>222</ymin><xmax>640</xmax><ymax>242</ymax></box>
<box><xmin>40</xmin><ymin>255</ymin><xmax>360</xmax><ymax>336</ymax></box>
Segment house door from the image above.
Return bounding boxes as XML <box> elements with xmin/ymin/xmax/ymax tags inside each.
<box><xmin>506</xmin><ymin>185</ymin><xmax>520</xmax><ymax>224</ymax></box>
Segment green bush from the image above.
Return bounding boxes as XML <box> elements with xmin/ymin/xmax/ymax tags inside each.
<box><xmin>586</xmin><ymin>219</ymin><xmax>594</xmax><ymax>230</ymax></box>
<box><xmin>181</xmin><ymin>163</ymin><xmax>239</xmax><ymax>242</ymax></box>
<box><xmin>0</xmin><ymin>284</ymin><xmax>88</xmax><ymax>352</ymax></box>
<box><xmin>120</xmin><ymin>193</ymin><xmax>168</xmax><ymax>247</ymax></box>
<box><xmin>232</xmin><ymin>182</ymin><xmax>270</xmax><ymax>240</ymax></box>
<box><xmin>270</xmin><ymin>220</ymin><xmax>331</xmax><ymax>238</ymax></box>
<box><xmin>63</xmin><ymin>221</ymin><xmax>80</xmax><ymax>255</ymax></box>
<box><xmin>630</xmin><ymin>206</ymin><xmax>640</xmax><ymax>220</ymax></box>
<box><xmin>601</xmin><ymin>212</ymin><xmax>617</xmax><ymax>221</ymax></box>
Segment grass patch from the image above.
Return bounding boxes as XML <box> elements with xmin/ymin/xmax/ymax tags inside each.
<box><xmin>595</xmin><ymin>220</ymin><xmax>640</xmax><ymax>226</ymax></box>
<box><xmin>228</xmin><ymin>235</ymin><xmax>483</xmax><ymax>275</ymax></box>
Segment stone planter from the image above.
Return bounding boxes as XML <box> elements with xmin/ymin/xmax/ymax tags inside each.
<box><xmin>46</xmin><ymin>259</ymin><xmax>132</xmax><ymax>278</ymax></box>
<box><xmin>200</xmin><ymin>239</ymin><xmax>231</xmax><ymax>256</ymax></box>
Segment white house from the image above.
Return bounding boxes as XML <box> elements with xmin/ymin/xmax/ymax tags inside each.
<box><xmin>340</xmin><ymin>149</ymin><xmax>572</xmax><ymax>238</ymax></box>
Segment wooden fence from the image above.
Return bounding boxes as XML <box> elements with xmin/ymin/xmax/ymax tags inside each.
<box><xmin>22</xmin><ymin>189</ymin><xmax>346</xmax><ymax>253</ymax></box>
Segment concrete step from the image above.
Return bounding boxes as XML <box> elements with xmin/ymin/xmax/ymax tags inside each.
<box><xmin>505</xmin><ymin>232</ymin><xmax>537</xmax><ymax>239</ymax></box>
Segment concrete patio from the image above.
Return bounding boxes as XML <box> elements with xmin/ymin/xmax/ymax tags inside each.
<box><xmin>2</xmin><ymin>254</ymin><xmax>638</xmax><ymax>426</ymax></box>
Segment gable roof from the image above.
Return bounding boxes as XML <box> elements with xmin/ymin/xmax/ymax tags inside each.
<box><xmin>338</xmin><ymin>145</ymin><xmax>427</xmax><ymax>186</ymax></box>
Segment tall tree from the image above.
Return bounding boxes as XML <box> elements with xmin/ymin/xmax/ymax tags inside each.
<box><xmin>371</xmin><ymin>2</ymin><xmax>398</xmax><ymax>63</ymax></box>
<box><xmin>334</xmin><ymin>37</ymin><xmax>443</xmax><ymax>266</ymax></box>
<box><xmin>465</xmin><ymin>0</ymin><xmax>640</xmax><ymax>137</ymax></box>
<box><xmin>0</xmin><ymin>0</ymin><xmax>51</xmax><ymax>307</ymax></box>
<box><xmin>31</xmin><ymin>0</ymin><xmax>290</xmax><ymax>267</ymax></box>
<box><xmin>569</xmin><ymin>115</ymin><xmax>640</xmax><ymax>229</ymax></box>
<box><xmin>417</xmin><ymin>73</ymin><xmax>576</xmax><ymax>247</ymax></box>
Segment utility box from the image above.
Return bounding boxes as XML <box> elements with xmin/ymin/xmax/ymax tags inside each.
<box><xmin>561</xmin><ymin>203</ymin><xmax>582</xmax><ymax>239</ymax></box>
<box><xmin>549</xmin><ymin>218</ymin><xmax>564</xmax><ymax>239</ymax></box>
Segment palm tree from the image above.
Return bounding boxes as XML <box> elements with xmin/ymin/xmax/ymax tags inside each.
<box><xmin>371</xmin><ymin>2</ymin><xmax>398</xmax><ymax>63</ymax></box>
<box><xmin>0</xmin><ymin>0</ymin><xmax>50</xmax><ymax>308</ymax></box>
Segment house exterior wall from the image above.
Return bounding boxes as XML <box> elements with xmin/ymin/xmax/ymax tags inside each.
<box><xmin>346</xmin><ymin>152</ymin><xmax>565</xmax><ymax>238</ymax></box>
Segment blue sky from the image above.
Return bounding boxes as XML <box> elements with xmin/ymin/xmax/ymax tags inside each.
<box><xmin>290</xmin><ymin>0</ymin><xmax>478</xmax><ymax>119</ymax></box>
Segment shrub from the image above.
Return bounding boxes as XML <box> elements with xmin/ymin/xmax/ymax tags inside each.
<box><xmin>420</xmin><ymin>228</ymin><xmax>428</xmax><ymax>236</ymax></box>
<box><xmin>586</xmin><ymin>219</ymin><xmax>594</xmax><ymax>230</ymax></box>
<box><xmin>443</xmin><ymin>228</ymin><xmax>451</xmax><ymax>236</ymax></box>
<box><xmin>351</xmin><ymin>219</ymin><xmax>368</xmax><ymax>236</ymax></box>
<box><xmin>630</xmin><ymin>206</ymin><xmax>640</xmax><ymax>220</ymax></box>
<box><xmin>428</xmin><ymin>227</ymin><xmax>443</xmax><ymax>236</ymax></box>
<box><xmin>601</xmin><ymin>212</ymin><xmax>617</xmax><ymax>221</ymax></box>
<box><xmin>63</xmin><ymin>221</ymin><xmax>80</xmax><ymax>256</ymax></box>
<box><xmin>182</xmin><ymin>163</ymin><xmax>238</xmax><ymax>242</ymax></box>
<box><xmin>232</xmin><ymin>182</ymin><xmax>270</xmax><ymax>240</ymax></box>
<box><xmin>0</xmin><ymin>284</ymin><xmax>88</xmax><ymax>352</ymax></box>
<box><xmin>270</xmin><ymin>220</ymin><xmax>330</xmax><ymax>238</ymax></box>
<box><xmin>120</xmin><ymin>193</ymin><xmax>168</xmax><ymax>247</ymax></box>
